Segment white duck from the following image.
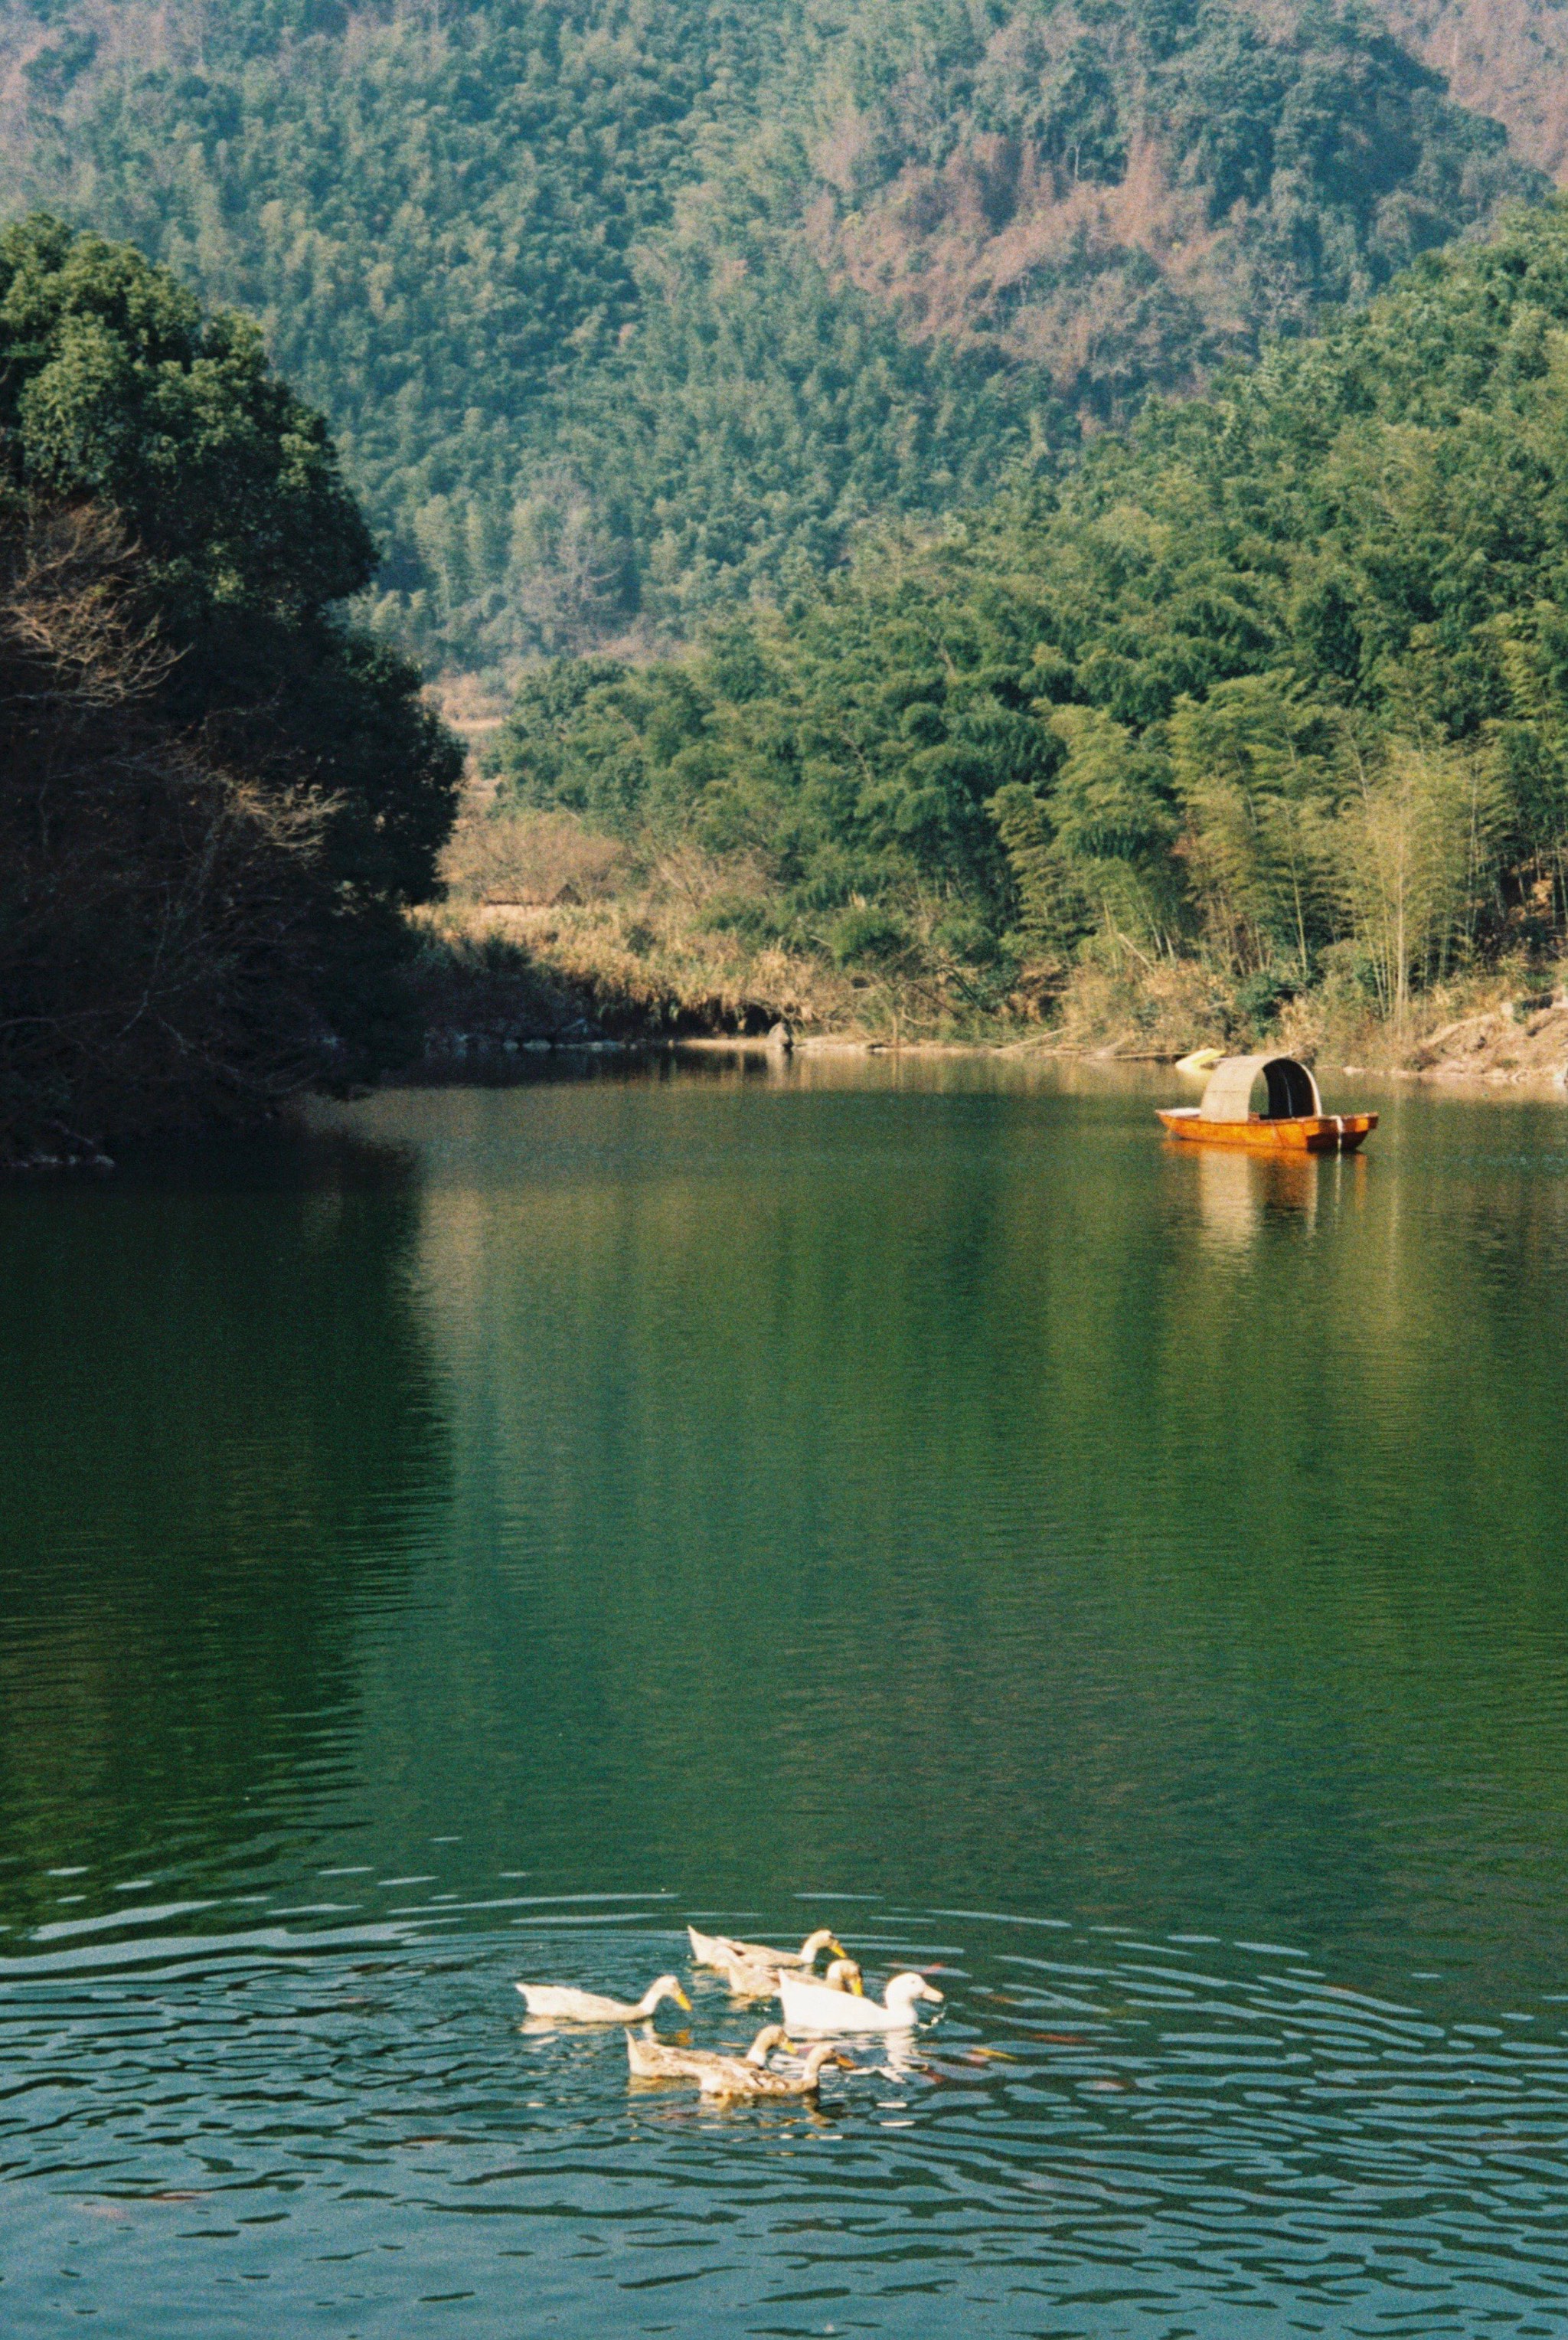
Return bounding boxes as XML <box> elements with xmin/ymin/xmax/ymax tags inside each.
<box><xmin>697</xmin><ymin>2041</ymin><xmax>855</xmax><ymax>2100</ymax></box>
<box><xmin>516</xmin><ymin>1973</ymin><xmax>691</xmax><ymax>2023</ymax></box>
<box><xmin>777</xmin><ymin>1967</ymin><xmax>943</xmax><ymax>2033</ymax></box>
<box><xmin>626</xmin><ymin>2021</ymin><xmax>793</xmax><ymax>2083</ymax></box>
<box><xmin>687</xmin><ymin>1923</ymin><xmax>845</xmax><ymax>1986</ymax></box>
<box><xmin>717</xmin><ymin>1952</ymin><xmax>864</xmax><ymax>2005</ymax></box>
<box><xmin>812</xmin><ymin>1957</ymin><xmax>865</xmax><ymax>1997</ymax></box>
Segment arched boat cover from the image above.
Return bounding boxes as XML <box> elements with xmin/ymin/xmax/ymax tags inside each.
<box><xmin>1198</xmin><ymin>1054</ymin><xmax>1322</xmax><ymax>1121</ymax></box>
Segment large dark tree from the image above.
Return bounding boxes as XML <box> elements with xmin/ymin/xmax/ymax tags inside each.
<box><xmin>0</xmin><ymin>214</ymin><xmax>461</xmax><ymax>907</ymax></box>
<box><xmin>0</xmin><ymin>218</ymin><xmax>462</xmax><ymax>1152</ymax></box>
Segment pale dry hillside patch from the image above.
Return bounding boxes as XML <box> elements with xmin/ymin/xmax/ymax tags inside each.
<box><xmin>810</xmin><ymin>118</ymin><xmax>1233</xmax><ymax>397</ymax></box>
<box><xmin>1374</xmin><ymin>0</ymin><xmax>1568</xmax><ymax>180</ymax></box>
<box><xmin>1031</xmin><ymin>946</ymin><xmax>1568</xmax><ymax>1081</ymax></box>
<box><xmin>427</xmin><ymin>671</ymin><xmax>510</xmax><ymax>759</ymax></box>
<box><xmin>1034</xmin><ymin>956</ymin><xmax>1238</xmax><ymax>1056</ymax></box>
<box><xmin>430</xmin><ymin>806</ymin><xmax>1058</xmax><ymax>1042</ymax></box>
<box><xmin>439</xmin><ymin>897</ymin><xmax>857</xmax><ymax>1035</ymax></box>
<box><xmin>797</xmin><ymin>0</ymin><xmax>1524</xmax><ymax>419</ymax></box>
<box><xmin>1285</xmin><ymin>959</ymin><xmax>1568</xmax><ymax>1079</ymax></box>
<box><xmin>431</xmin><ymin>806</ymin><xmax>862</xmax><ymax>1035</ymax></box>
<box><xmin>1402</xmin><ymin>982</ymin><xmax>1568</xmax><ymax>1080</ymax></box>
<box><xmin>440</xmin><ymin>804</ymin><xmax>629</xmax><ymax>907</ymax></box>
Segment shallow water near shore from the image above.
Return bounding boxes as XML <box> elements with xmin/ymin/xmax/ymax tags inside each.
<box><xmin>3</xmin><ymin>1056</ymin><xmax>1568</xmax><ymax>2337</ymax></box>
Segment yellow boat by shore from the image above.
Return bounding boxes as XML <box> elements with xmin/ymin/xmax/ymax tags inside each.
<box><xmin>1158</xmin><ymin>1054</ymin><xmax>1377</xmax><ymax>1155</ymax></box>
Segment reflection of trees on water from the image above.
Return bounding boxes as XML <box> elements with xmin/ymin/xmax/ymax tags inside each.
<box><xmin>0</xmin><ymin>1135</ymin><xmax>448</xmax><ymax>1919</ymax></box>
<box><xmin>360</xmin><ymin>1077</ymin><xmax>1568</xmax><ymax>2004</ymax></box>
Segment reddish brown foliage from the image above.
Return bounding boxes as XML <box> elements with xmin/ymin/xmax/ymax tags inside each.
<box><xmin>1374</xmin><ymin>0</ymin><xmax>1568</xmax><ymax>181</ymax></box>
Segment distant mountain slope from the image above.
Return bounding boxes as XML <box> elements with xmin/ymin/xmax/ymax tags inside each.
<box><xmin>795</xmin><ymin>0</ymin><xmax>1536</xmax><ymax>415</ymax></box>
<box><xmin>0</xmin><ymin>1</ymin><xmax>1542</xmax><ymax>673</ymax></box>
<box><xmin>1370</xmin><ymin>0</ymin><xmax>1568</xmax><ymax>180</ymax></box>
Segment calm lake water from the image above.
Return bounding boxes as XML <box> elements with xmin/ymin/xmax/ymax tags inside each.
<box><xmin>3</xmin><ymin>1053</ymin><xmax>1568</xmax><ymax>2338</ymax></box>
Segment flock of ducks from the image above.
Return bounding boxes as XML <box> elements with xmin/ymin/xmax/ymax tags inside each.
<box><xmin>516</xmin><ymin>1923</ymin><xmax>945</xmax><ymax>2101</ymax></box>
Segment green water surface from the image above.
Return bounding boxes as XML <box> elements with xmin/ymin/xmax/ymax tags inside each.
<box><xmin>2</xmin><ymin>1054</ymin><xmax>1566</xmax><ymax>2336</ymax></box>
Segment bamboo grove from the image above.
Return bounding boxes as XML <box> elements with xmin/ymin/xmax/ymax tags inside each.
<box><xmin>485</xmin><ymin>200</ymin><xmax>1568</xmax><ymax>1031</ymax></box>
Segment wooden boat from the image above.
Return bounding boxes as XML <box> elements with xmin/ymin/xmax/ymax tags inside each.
<box><xmin>1158</xmin><ymin>1054</ymin><xmax>1376</xmax><ymax>1155</ymax></box>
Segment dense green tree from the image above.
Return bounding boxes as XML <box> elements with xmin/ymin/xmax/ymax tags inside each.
<box><xmin>0</xmin><ymin>214</ymin><xmax>460</xmax><ymax>910</ymax></box>
<box><xmin>0</xmin><ymin>219</ymin><xmax>462</xmax><ymax>1145</ymax></box>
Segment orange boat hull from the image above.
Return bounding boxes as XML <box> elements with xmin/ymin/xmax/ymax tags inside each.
<box><xmin>1157</xmin><ymin>1109</ymin><xmax>1377</xmax><ymax>1155</ymax></box>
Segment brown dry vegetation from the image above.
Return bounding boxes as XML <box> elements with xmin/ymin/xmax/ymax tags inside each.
<box><xmin>1024</xmin><ymin>950</ymin><xmax>1568</xmax><ymax>1084</ymax></box>
<box><xmin>1400</xmin><ymin>987</ymin><xmax>1568</xmax><ymax>1080</ymax></box>
<box><xmin>418</xmin><ymin>868</ymin><xmax>1568</xmax><ymax>1084</ymax></box>
<box><xmin>1374</xmin><ymin>0</ymin><xmax>1568</xmax><ymax>181</ymax></box>
<box><xmin>426</xmin><ymin>809</ymin><xmax>860</xmax><ymax>1041</ymax></box>
<box><xmin>420</xmin><ymin>801</ymin><xmax>1568</xmax><ymax>1081</ymax></box>
<box><xmin>800</xmin><ymin>0</ymin><xmax>1534</xmax><ymax>418</ymax></box>
<box><xmin>423</xmin><ymin>804</ymin><xmax>1068</xmax><ymax>1048</ymax></box>
<box><xmin>415</xmin><ymin>897</ymin><xmax>850</xmax><ymax>1041</ymax></box>
<box><xmin>440</xmin><ymin>802</ymin><xmax>629</xmax><ymax>907</ymax></box>
<box><xmin>426</xmin><ymin>670</ymin><xmax>511</xmax><ymax>758</ymax></box>
<box><xmin>808</xmin><ymin>103</ymin><xmax>1232</xmax><ymax>408</ymax></box>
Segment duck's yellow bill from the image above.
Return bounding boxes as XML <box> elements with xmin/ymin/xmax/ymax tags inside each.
<box><xmin>675</xmin><ymin>1988</ymin><xmax>692</xmax><ymax>2011</ymax></box>
<box><xmin>849</xmin><ymin>1976</ymin><xmax>865</xmax><ymax>1995</ymax></box>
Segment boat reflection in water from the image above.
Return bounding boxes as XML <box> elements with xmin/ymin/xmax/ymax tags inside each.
<box><xmin>1184</xmin><ymin>1133</ymin><xmax>1370</xmax><ymax>1249</ymax></box>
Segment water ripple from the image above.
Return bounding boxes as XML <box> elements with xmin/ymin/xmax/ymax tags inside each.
<box><xmin>2</xmin><ymin>1904</ymin><xmax>1566</xmax><ymax>2334</ymax></box>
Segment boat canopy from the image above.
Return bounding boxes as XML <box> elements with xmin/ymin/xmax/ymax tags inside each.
<box><xmin>1199</xmin><ymin>1054</ymin><xmax>1322</xmax><ymax>1121</ymax></box>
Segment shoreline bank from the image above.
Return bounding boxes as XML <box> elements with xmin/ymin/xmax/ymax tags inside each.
<box><xmin>413</xmin><ymin>1023</ymin><xmax>1568</xmax><ymax>1096</ymax></box>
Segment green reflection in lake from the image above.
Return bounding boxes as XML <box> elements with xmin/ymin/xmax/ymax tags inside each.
<box><xmin>2</xmin><ymin>1058</ymin><xmax>1566</xmax><ymax>2337</ymax></box>
<box><xmin>0</xmin><ymin>1133</ymin><xmax>447</xmax><ymax>1914</ymax></box>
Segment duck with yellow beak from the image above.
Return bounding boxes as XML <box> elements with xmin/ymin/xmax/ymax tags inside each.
<box><xmin>778</xmin><ymin>1968</ymin><xmax>942</xmax><ymax>2033</ymax></box>
<box><xmin>516</xmin><ymin>1974</ymin><xmax>691</xmax><ymax>2023</ymax></box>
<box><xmin>687</xmin><ymin>1923</ymin><xmax>848</xmax><ymax>1988</ymax></box>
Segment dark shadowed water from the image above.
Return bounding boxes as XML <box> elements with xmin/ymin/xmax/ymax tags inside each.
<box><xmin>3</xmin><ymin>1053</ymin><xmax>1568</xmax><ymax>2338</ymax></box>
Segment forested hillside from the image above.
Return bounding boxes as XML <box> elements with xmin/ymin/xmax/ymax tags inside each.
<box><xmin>0</xmin><ymin>0</ymin><xmax>1540</xmax><ymax>671</ymax></box>
<box><xmin>475</xmin><ymin>199</ymin><xmax>1568</xmax><ymax>1049</ymax></box>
